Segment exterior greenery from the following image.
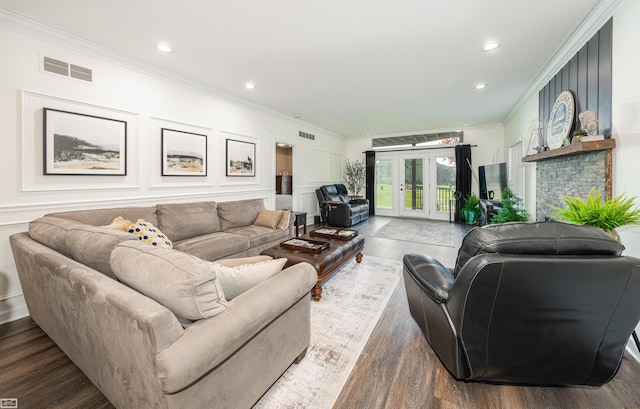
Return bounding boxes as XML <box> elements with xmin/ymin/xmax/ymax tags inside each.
<box><xmin>345</xmin><ymin>159</ymin><xmax>366</xmax><ymax>196</ymax></box>
<box><xmin>491</xmin><ymin>187</ymin><xmax>529</xmax><ymax>224</ymax></box>
<box><xmin>554</xmin><ymin>187</ymin><xmax>640</xmax><ymax>234</ymax></box>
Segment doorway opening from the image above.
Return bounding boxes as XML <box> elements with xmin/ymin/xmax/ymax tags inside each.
<box><xmin>275</xmin><ymin>143</ymin><xmax>293</xmax><ymax>210</ymax></box>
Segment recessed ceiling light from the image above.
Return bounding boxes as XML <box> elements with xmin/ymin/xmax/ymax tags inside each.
<box><xmin>474</xmin><ymin>83</ymin><xmax>487</xmax><ymax>90</ymax></box>
<box><xmin>293</xmin><ymin>113</ymin><xmax>301</xmax><ymax>118</ymax></box>
<box><xmin>245</xmin><ymin>82</ymin><xmax>256</xmax><ymax>89</ymax></box>
<box><xmin>156</xmin><ymin>43</ymin><xmax>173</xmax><ymax>53</ymax></box>
<box><xmin>482</xmin><ymin>41</ymin><xmax>501</xmax><ymax>52</ymax></box>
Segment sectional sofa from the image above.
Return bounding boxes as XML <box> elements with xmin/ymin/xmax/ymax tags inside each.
<box><xmin>10</xmin><ymin>198</ymin><xmax>318</xmax><ymax>409</ymax></box>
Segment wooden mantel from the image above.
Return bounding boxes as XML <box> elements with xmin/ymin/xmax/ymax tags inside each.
<box><xmin>522</xmin><ymin>138</ymin><xmax>616</xmax><ymax>200</ymax></box>
<box><xmin>522</xmin><ymin>139</ymin><xmax>616</xmax><ymax>162</ymax></box>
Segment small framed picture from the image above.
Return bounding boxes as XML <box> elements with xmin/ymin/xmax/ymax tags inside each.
<box><xmin>226</xmin><ymin>138</ymin><xmax>255</xmax><ymax>176</ymax></box>
<box><xmin>43</xmin><ymin>108</ymin><xmax>127</xmax><ymax>175</ymax></box>
<box><xmin>161</xmin><ymin>128</ymin><xmax>207</xmax><ymax>176</ymax></box>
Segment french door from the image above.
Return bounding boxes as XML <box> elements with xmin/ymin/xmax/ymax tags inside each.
<box><xmin>374</xmin><ymin>149</ymin><xmax>456</xmax><ymax>220</ymax></box>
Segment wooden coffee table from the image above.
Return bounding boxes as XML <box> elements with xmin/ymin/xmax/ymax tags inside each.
<box><xmin>261</xmin><ymin>233</ymin><xmax>365</xmax><ymax>301</ymax></box>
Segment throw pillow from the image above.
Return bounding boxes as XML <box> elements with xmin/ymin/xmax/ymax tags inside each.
<box><xmin>254</xmin><ymin>209</ymin><xmax>284</xmax><ymax>229</ymax></box>
<box><xmin>111</xmin><ymin>241</ymin><xmax>227</xmax><ymax>320</ymax></box>
<box><xmin>214</xmin><ymin>255</ymin><xmax>273</xmax><ymax>268</ymax></box>
<box><xmin>125</xmin><ymin>219</ymin><xmax>173</xmax><ymax>249</ymax></box>
<box><xmin>277</xmin><ymin>210</ymin><xmax>291</xmax><ymax>231</ymax></box>
<box><xmin>101</xmin><ymin>216</ymin><xmax>134</xmax><ymax>231</ymax></box>
<box><xmin>212</xmin><ymin>257</ymin><xmax>287</xmax><ymax>299</ymax></box>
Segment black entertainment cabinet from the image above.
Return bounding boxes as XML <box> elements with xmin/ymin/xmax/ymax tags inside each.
<box><xmin>479</xmin><ymin>199</ymin><xmax>502</xmax><ymax>226</ymax></box>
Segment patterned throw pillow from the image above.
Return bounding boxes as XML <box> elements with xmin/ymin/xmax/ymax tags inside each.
<box><xmin>125</xmin><ymin>219</ymin><xmax>173</xmax><ymax>249</ymax></box>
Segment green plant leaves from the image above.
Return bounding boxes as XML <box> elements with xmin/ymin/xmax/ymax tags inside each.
<box><xmin>554</xmin><ymin>187</ymin><xmax>640</xmax><ymax>233</ymax></box>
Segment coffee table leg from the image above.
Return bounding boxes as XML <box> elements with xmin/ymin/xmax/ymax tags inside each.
<box><xmin>356</xmin><ymin>252</ymin><xmax>363</xmax><ymax>263</ymax></box>
<box><xmin>311</xmin><ymin>283</ymin><xmax>322</xmax><ymax>302</ymax></box>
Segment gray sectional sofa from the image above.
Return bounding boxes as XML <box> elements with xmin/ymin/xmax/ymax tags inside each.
<box><xmin>10</xmin><ymin>198</ymin><xmax>318</xmax><ymax>409</ymax></box>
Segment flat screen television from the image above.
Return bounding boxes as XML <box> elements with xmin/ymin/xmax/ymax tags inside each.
<box><xmin>479</xmin><ymin>162</ymin><xmax>507</xmax><ymax>203</ymax></box>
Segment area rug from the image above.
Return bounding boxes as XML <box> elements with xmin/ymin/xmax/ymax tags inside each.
<box><xmin>253</xmin><ymin>256</ymin><xmax>402</xmax><ymax>409</ymax></box>
<box><xmin>371</xmin><ymin>218</ymin><xmax>455</xmax><ymax>247</ymax></box>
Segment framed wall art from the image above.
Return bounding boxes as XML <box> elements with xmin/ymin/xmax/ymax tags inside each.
<box><xmin>226</xmin><ymin>138</ymin><xmax>255</xmax><ymax>176</ymax></box>
<box><xmin>43</xmin><ymin>108</ymin><xmax>127</xmax><ymax>175</ymax></box>
<box><xmin>161</xmin><ymin>128</ymin><xmax>207</xmax><ymax>176</ymax></box>
<box><xmin>546</xmin><ymin>90</ymin><xmax>575</xmax><ymax>150</ymax></box>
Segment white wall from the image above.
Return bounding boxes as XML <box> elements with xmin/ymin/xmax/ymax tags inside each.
<box><xmin>612</xmin><ymin>0</ymin><xmax>640</xmax><ymax>361</ymax></box>
<box><xmin>346</xmin><ymin>124</ymin><xmax>505</xmax><ymax>195</ymax></box>
<box><xmin>0</xmin><ymin>16</ymin><xmax>347</xmax><ymax>324</ymax></box>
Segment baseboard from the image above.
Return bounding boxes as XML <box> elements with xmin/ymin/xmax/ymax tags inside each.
<box><xmin>0</xmin><ymin>293</ymin><xmax>29</xmax><ymax>325</ymax></box>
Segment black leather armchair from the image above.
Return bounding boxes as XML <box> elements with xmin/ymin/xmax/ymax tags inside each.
<box><xmin>403</xmin><ymin>221</ymin><xmax>640</xmax><ymax>386</ymax></box>
<box><xmin>315</xmin><ymin>184</ymin><xmax>369</xmax><ymax>227</ymax></box>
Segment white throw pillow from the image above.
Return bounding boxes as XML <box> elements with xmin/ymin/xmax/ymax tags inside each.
<box><xmin>212</xmin><ymin>258</ymin><xmax>287</xmax><ymax>299</ymax></box>
<box><xmin>111</xmin><ymin>241</ymin><xmax>227</xmax><ymax>320</ymax></box>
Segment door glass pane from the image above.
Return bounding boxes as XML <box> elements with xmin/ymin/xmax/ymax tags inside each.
<box><xmin>375</xmin><ymin>159</ymin><xmax>393</xmax><ymax>209</ymax></box>
<box><xmin>435</xmin><ymin>156</ymin><xmax>456</xmax><ymax>212</ymax></box>
<box><xmin>404</xmin><ymin>158</ymin><xmax>423</xmax><ymax>210</ymax></box>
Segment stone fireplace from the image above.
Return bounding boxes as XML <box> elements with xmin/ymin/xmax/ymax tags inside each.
<box><xmin>522</xmin><ymin>139</ymin><xmax>615</xmax><ymax>221</ymax></box>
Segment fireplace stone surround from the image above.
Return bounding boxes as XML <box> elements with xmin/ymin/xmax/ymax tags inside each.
<box><xmin>522</xmin><ymin>139</ymin><xmax>615</xmax><ymax>221</ymax></box>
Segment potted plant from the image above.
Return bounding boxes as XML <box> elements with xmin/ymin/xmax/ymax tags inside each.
<box><xmin>345</xmin><ymin>159</ymin><xmax>366</xmax><ymax>197</ymax></box>
<box><xmin>461</xmin><ymin>193</ymin><xmax>480</xmax><ymax>225</ymax></box>
<box><xmin>490</xmin><ymin>187</ymin><xmax>529</xmax><ymax>224</ymax></box>
<box><xmin>553</xmin><ymin>187</ymin><xmax>640</xmax><ymax>240</ymax></box>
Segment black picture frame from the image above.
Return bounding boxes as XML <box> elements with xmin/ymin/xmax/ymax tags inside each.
<box><xmin>226</xmin><ymin>139</ymin><xmax>255</xmax><ymax>177</ymax></box>
<box><xmin>43</xmin><ymin>108</ymin><xmax>127</xmax><ymax>175</ymax></box>
<box><xmin>161</xmin><ymin>128</ymin><xmax>207</xmax><ymax>176</ymax></box>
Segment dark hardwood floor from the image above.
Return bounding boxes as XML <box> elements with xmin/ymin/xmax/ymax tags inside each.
<box><xmin>1</xmin><ymin>216</ymin><xmax>639</xmax><ymax>409</ymax></box>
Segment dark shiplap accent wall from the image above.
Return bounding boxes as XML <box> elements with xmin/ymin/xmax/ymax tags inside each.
<box><xmin>539</xmin><ymin>18</ymin><xmax>612</xmax><ymax>139</ymax></box>
<box><xmin>535</xmin><ymin>18</ymin><xmax>613</xmax><ymax>221</ymax></box>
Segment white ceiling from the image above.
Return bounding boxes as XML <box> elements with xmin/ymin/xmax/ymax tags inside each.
<box><xmin>1</xmin><ymin>0</ymin><xmax>605</xmax><ymax>137</ymax></box>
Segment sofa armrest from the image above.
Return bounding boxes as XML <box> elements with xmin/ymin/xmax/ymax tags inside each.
<box><xmin>10</xmin><ymin>232</ymin><xmax>185</xmax><ymax>408</ymax></box>
<box><xmin>402</xmin><ymin>253</ymin><xmax>455</xmax><ymax>303</ymax></box>
<box><xmin>156</xmin><ymin>262</ymin><xmax>317</xmax><ymax>393</ymax></box>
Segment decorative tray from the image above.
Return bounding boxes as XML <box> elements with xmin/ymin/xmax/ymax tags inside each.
<box><xmin>280</xmin><ymin>238</ymin><xmax>330</xmax><ymax>253</ymax></box>
<box><xmin>310</xmin><ymin>228</ymin><xmax>358</xmax><ymax>241</ymax></box>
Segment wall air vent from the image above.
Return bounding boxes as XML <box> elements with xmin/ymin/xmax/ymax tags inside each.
<box><xmin>299</xmin><ymin>131</ymin><xmax>315</xmax><ymax>140</ymax></box>
<box><xmin>43</xmin><ymin>56</ymin><xmax>93</xmax><ymax>83</ymax></box>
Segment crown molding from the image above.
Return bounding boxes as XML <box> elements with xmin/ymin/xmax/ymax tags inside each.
<box><xmin>503</xmin><ymin>0</ymin><xmax>625</xmax><ymax>123</ymax></box>
<box><xmin>0</xmin><ymin>7</ymin><xmax>344</xmax><ymax>138</ymax></box>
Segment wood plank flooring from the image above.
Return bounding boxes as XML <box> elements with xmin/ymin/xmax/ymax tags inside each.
<box><xmin>1</xmin><ymin>216</ymin><xmax>639</xmax><ymax>409</ymax></box>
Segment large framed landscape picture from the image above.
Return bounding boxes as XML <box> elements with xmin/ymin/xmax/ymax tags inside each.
<box><xmin>161</xmin><ymin>128</ymin><xmax>207</xmax><ymax>176</ymax></box>
<box><xmin>43</xmin><ymin>108</ymin><xmax>127</xmax><ymax>175</ymax></box>
<box><xmin>226</xmin><ymin>138</ymin><xmax>255</xmax><ymax>176</ymax></box>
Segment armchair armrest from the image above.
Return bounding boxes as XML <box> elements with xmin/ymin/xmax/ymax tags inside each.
<box><xmin>402</xmin><ymin>253</ymin><xmax>455</xmax><ymax>303</ymax></box>
<box><xmin>349</xmin><ymin>198</ymin><xmax>369</xmax><ymax>205</ymax></box>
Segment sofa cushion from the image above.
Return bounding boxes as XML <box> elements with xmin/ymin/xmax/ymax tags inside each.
<box><xmin>66</xmin><ymin>224</ymin><xmax>136</xmax><ymax>279</ymax></box>
<box><xmin>28</xmin><ymin>216</ymin><xmax>84</xmax><ymax>258</ymax></box>
<box><xmin>156</xmin><ymin>201</ymin><xmax>220</xmax><ymax>242</ymax></box>
<box><xmin>212</xmin><ymin>257</ymin><xmax>287</xmax><ymax>299</ymax></box>
<box><xmin>111</xmin><ymin>241</ymin><xmax>227</xmax><ymax>320</ymax></box>
<box><xmin>217</xmin><ymin>198</ymin><xmax>264</xmax><ymax>231</ymax></box>
<box><xmin>225</xmin><ymin>225</ymin><xmax>290</xmax><ymax>248</ymax></box>
<box><xmin>172</xmin><ymin>232</ymin><xmax>251</xmax><ymax>262</ymax></box>
<box><xmin>254</xmin><ymin>209</ymin><xmax>284</xmax><ymax>229</ymax></box>
<box><xmin>47</xmin><ymin>206</ymin><xmax>158</xmax><ymax>227</ymax></box>
<box><xmin>125</xmin><ymin>219</ymin><xmax>173</xmax><ymax>249</ymax></box>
